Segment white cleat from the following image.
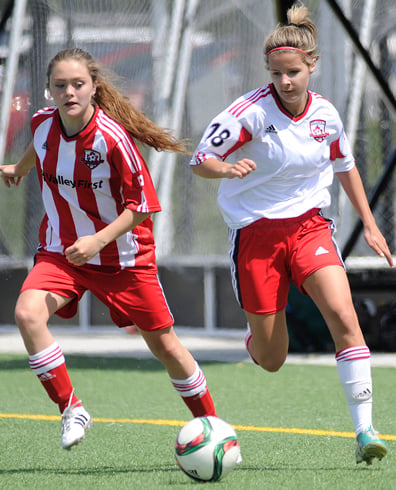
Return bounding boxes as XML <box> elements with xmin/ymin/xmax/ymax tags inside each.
<box><xmin>61</xmin><ymin>392</ymin><xmax>92</xmax><ymax>450</ymax></box>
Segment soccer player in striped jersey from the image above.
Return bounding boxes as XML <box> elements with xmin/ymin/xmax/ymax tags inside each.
<box><xmin>190</xmin><ymin>3</ymin><xmax>392</xmax><ymax>465</ymax></box>
<box><xmin>0</xmin><ymin>48</ymin><xmax>216</xmax><ymax>449</ymax></box>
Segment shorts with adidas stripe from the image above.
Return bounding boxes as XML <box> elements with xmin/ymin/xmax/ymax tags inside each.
<box><xmin>229</xmin><ymin>208</ymin><xmax>344</xmax><ymax>315</ymax></box>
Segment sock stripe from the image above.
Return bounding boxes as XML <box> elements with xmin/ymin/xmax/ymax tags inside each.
<box><xmin>171</xmin><ymin>364</ymin><xmax>207</xmax><ymax>397</ymax></box>
<box><xmin>29</xmin><ymin>344</ymin><xmax>65</xmax><ymax>375</ymax></box>
<box><xmin>172</xmin><ymin>372</ymin><xmax>206</xmax><ymax>394</ymax></box>
<box><xmin>336</xmin><ymin>346</ymin><xmax>370</xmax><ymax>362</ymax></box>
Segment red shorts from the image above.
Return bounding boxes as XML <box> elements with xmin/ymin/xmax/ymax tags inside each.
<box><xmin>229</xmin><ymin>209</ymin><xmax>344</xmax><ymax>315</ymax></box>
<box><xmin>20</xmin><ymin>251</ymin><xmax>174</xmax><ymax>331</ymax></box>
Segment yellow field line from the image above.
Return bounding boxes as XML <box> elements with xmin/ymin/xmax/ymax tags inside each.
<box><xmin>1</xmin><ymin>413</ymin><xmax>395</xmax><ymax>441</ymax></box>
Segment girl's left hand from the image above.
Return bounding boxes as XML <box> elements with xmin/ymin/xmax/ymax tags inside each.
<box><xmin>364</xmin><ymin>225</ymin><xmax>394</xmax><ymax>267</ymax></box>
<box><xmin>65</xmin><ymin>235</ymin><xmax>105</xmax><ymax>266</ymax></box>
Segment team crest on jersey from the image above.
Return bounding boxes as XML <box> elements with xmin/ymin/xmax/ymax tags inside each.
<box><xmin>309</xmin><ymin>119</ymin><xmax>329</xmax><ymax>142</ymax></box>
<box><xmin>81</xmin><ymin>149</ymin><xmax>104</xmax><ymax>169</ymax></box>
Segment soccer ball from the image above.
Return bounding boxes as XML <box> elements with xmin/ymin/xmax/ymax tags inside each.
<box><xmin>175</xmin><ymin>416</ymin><xmax>241</xmax><ymax>482</ymax></box>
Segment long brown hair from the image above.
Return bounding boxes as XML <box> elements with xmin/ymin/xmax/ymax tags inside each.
<box><xmin>46</xmin><ymin>48</ymin><xmax>188</xmax><ymax>153</ymax></box>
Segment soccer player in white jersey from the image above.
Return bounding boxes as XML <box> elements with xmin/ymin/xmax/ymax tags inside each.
<box><xmin>0</xmin><ymin>48</ymin><xmax>217</xmax><ymax>449</ymax></box>
<box><xmin>191</xmin><ymin>3</ymin><xmax>393</xmax><ymax>465</ymax></box>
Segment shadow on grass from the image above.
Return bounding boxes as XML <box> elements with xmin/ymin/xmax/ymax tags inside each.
<box><xmin>0</xmin><ymin>464</ymin><xmax>181</xmax><ymax>476</ymax></box>
<box><xmin>0</xmin><ymin>354</ymin><xmax>223</xmax><ymax>372</ymax></box>
<box><xmin>0</xmin><ymin>464</ymin><xmax>372</xmax><ymax>477</ymax></box>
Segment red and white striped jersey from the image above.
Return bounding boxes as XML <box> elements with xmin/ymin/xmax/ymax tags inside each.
<box><xmin>31</xmin><ymin>106</ymin><xmax>161</xmax><ymax>269</ymax></box>
<box><xmin>191</xmin><ymin>83</ymin><xmax>355</xmax><ymax>229</ymax></box>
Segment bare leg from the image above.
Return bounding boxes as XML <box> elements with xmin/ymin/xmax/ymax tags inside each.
<box><xmin>15</xmin><ymin>289</ymin><xmax>82</xmax><ymax>414</ymax></box>
<box><xmin>140</xmin><ymin>326</ymin><xmax>216</xmax><ymax>416</ymax></box>
<box><xmin>139</xmin><ymin>326</ymin><xmax>197</xmax><ymax>378</ymax></box>
<box><xmin>302</xmin><ymin>266</ymin><xmax>365</xmax><ymax>350</ymax></box>
<box><xmin>245</xmin><ymin>309</ymin><xmax>289</xmax><ymax>372</ymax></box>
<box><xmin>15</xmin><ymin>289</ymin><xmax>72</xmax><ymax>354</ymax></box>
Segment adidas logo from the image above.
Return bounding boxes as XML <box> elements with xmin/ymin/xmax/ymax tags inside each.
<box><xmin>265</xmin><ymin>124</ymin><xmax>277</xmax><ymax>133</ymax></box>
<box><xmin>355</xmin><ymin>388</ymin><xmax>372</xmax><ymax>400</ymax></box>
<box><xmin>315</xmin><ymin>246</ymin><xmax>329</xmax><ymax>256</ymax></box>
<box><xmin>42</xmin><ymin>141</ymin><xmax>49</xmax><ymax>150</ymax></box>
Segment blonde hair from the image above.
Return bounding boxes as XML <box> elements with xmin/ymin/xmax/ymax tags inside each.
<box><xmin>263</xmin><ymin>2</ymin><xmax>319</xmax><ymax>66</ymax></box>
<box><xmin>46</xmin><ymin>48</ymin><xmax>188</xmax><ymax>153</ymax></box>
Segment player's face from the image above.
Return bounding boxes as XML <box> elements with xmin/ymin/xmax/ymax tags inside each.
<box><xmin>268</xmin><ymin>51</ymin><xmax>316</xmax><ymax>116</ymax></box>
<box><xmin>48</xmin><ymin>59</ymin><xmax>96</xmax><ymax>132</ymax></box>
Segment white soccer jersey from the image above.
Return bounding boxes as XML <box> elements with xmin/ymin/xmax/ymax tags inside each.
<box><xmin>31</xmin><ymin>106</ymin><xmax>161</xmax><ymax>269</ymax></box>
<box><xmin>191</xmin><ymin>83</ymin><xmax>355</xmax><ymax>229</ymax></box>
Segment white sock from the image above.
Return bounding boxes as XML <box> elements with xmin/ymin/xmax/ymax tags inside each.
<box><xmin>170</xmin><ymin>362</ymin><xmax>207</xmax><ymax>398</ymax></box>
<box><xmin>336</xmin><ymin>346</ymin><xmax>373</xmax><ymax>435</ymax></box>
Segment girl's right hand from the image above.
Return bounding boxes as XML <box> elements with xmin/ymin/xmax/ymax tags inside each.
<box><xmin>0</xmin><ymin>164</ymin><xmax>27</xmax><ymax>187</ymax></box>
<box><xmin>227</xmin><ymin>158</ymin><xmax>257</xmax><ymax>179</ymax></box>
<box><xmin>0</xmin><ymin>141</ymin><xmax>36</xmax><ymax>187</ymax></box>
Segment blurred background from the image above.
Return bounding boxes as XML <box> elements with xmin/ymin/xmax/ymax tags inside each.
<box><xmin>0</xmin><ymin>0</ymin><xmax>395</xmax><ymax>351</ymax></box>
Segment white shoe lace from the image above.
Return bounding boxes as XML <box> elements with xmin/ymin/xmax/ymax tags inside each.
<box><xmin>61</xmin><ymin>389</ymin><xmax>82</xmax><ymax>424</ymax></box>
<box><xmin>61</xmin><ymin>389</ymin><xmax>91</xmax><ymax>450</ymax></box>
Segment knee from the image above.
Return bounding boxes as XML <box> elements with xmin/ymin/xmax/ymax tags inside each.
<box><xmin>152</xmin><ymin>343</ymin><xmax>176</xmax><ymax>363</ymax></box>
<box><xmin>248</xmin><ymin>338</ymin><xmax>287</xmax><ymax>372</ymax></box>
<box><xmin>326</xmin><ymin>307</ymin><xmax>365</xmax><ymax>346</ymax></box>
<box><xmin>15</xmin><ymin>301</ymin><xmax>43</xmax><ymax>330</ymax></box>
<box><xmin>255</xmin><ymin>354</ymin><xmax>285</xmax><ymax>372</ymax></box>
<box><xmin>15</xmin><ymin>302</ymin><xmax>32</xmax><ymax>328</ymax></box>
<box><xmin>148</xmin><ymin>338</ymin><xmax>185</xmax><ymax>365</ymax></box>
<box><xmin>260</xmin><ymin>361</ymin><xmax>284</xmax><ymax>373</ymax></box>
<box><xmin>327</xmin><ymin>304</ymin><xmax>359</xmax><ymax>329</ymax></box>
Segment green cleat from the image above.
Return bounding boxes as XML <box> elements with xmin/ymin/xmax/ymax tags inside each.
<box><xmin>355</xmin><ymin>427</ymin><xmax>387</xmax><ymax>465</ymax></box>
